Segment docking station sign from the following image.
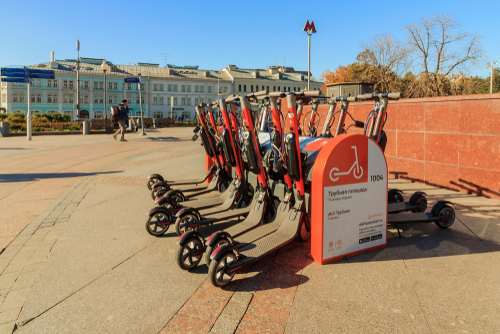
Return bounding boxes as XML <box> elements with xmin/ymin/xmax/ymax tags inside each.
<box><xmin>311</xmin><ymin>134</ymin><xmax>388</xmax><ymax>264</ymax></box>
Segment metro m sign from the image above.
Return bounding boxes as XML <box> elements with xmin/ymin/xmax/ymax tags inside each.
<box><xmin>302</xmin><ymin>20</ymin><xmax>317</xmax><ymax>34</ymax></box>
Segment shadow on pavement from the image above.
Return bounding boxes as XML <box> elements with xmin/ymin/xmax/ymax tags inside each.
<box><xmin>0</xmin><ymin>171</ymin><xmax>120</xmax><ymax>182</ymax></box>
<box><xmin>143</xmin><ymin>137</ymin><xmax>183</xmax><ymax>141</ymax></box>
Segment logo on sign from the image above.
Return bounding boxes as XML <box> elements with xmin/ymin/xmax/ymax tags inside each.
<box><xmin>328</xmin><ymin>209</ymin><xmax>350</xmax><ymax>220</ymax></box>
<box><xmin>302</xmin><ymin>20</ymin><xmax>317</xmax><ymax>34</ymax></box>
<box><xmin>330</xmin><ymin>146</ymin><xmax>364</xmax><ymax>182</ymax></box>
<box><xmin>368</xmin><ymin>213</ymin><xmax>383</xmax><ymax>220</ymax></box>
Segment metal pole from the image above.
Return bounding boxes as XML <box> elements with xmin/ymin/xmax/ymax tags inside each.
<box><xmin>171</xmin><ymin>96</ymin><xmax>173</xmax><ymax>119</ymax></box>
<box><xmin>491</xmin><ymin>67</ymin><xmax>493</xmax><ymax>94</ymax></box>
<box><xmin>104</xmin><ymin>70</ymin><xmax>107</xmax><ymax>119</ymax></box>
<box><xmin>307</xmin><ymin>33</ymin><xmax>311</xmax><ymax>91</ymax></box>
<box><xmin>139</xmin><ymin>79</ymin><xmax>145</xmax><ymax>135</ymax></box>
<box><xmin>76</xmin><ymin>37</ymin><xmax>80</xmax><ymax>119</ymax></box>
<box><xmin>27</xmin><ymin>79</ymin><xmax>31</xmax><ymax>141</ymax></box>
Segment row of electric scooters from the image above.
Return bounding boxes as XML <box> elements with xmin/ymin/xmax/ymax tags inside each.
<box><xmin>144</xmin><ymin>90</ymin><xmax>456</xmax><ymax>287</ymax></box>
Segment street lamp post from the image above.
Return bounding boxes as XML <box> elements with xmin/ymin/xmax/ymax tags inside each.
<box><xmin>101</xmin><ymin>60</ymin><xmax>108</xmax><ymax>120</ymax></box>
<box><xmin>486</xmin><ymin>61</ymin><xmax>498</xmax><ymax>94</ymax></box>
<box><xmin>302</xmin><ymin>20</ymin><xmax>317</xmax><ymax>91</ymax></box>
<box><xmin>138</xmin><ymin>73</ymin><xmax>146</xmax><ymax>136</ymax></box>
<box><xmin>76</xmin><ymin>36</ymin><xmax>80</xmax><ymax>119</ymax></box>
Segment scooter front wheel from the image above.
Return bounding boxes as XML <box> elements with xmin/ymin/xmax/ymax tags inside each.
<box><xmin>208</xmin><ymin>251</ymin><xmax>237</xmax><ymax>287</ymax></box>
<box><xmin>296</xmin><ymin>219</ymin><xmax>311</xmax><ymax>242</ymax></box>
<box><xmin>147</xmin><ymin>174</ymin><xmax>164</xmax><ymax>190</ymax></box>
<box><xmin>145</xmin><ymin>211</ymin><xmax>172</xmax><ymax>236</ymax></box>
<box><xmin>205</xmin><ymin>237</ymin><xmax>230</xmax><ymax>266</ymax></box>
<box><xmin>175</xmin><ymin>237</ymin><xmax>204</xmax><ymax>270</ymax></box>
<box><xmin>435</xmin><ymin>205</ymin><xmax>455</xmax><ymax>228</ymax></box>
<box><xmin>175</xmin><ymin>213</ymin><xmax>199</xmax><ymax>236</ymax></box>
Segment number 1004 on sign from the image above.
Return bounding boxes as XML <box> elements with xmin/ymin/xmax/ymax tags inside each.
<box><xmin>370</xmin><ymin>175</ymin><xmax>384</xmax><ymax>182</ymax></box>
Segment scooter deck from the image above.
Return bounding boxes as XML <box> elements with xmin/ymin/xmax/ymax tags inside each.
<box><xmin>167</xmin><ymin>165</ymin><xmax>216</xmax><ymax>186</ymax></box>
<box><xmin>177</xmin><ymin>180</ymin><xmax>234</xmax><ymax>210</ymax></box>
<box><xmin>229</xmin><ymin>200</ymin><xmax>291</xmax><ymax>245</ymax></box>
<box><xmin>185</xmin><ymin>174</ymin><xmax>223</xmax><ymax>199</ymax></box>
<box><xmin>195</xmin><ymin>182</ymin><xmax>240</xmax><ymax>217</ymax></box>
<box><xmin>388</xmin><ymin>202</ymin><xmax>419</xmax><ymax>214</ymax></box>
<box><xmin>200</xmin><ymin>205</ymin><xmax>253</xmax><ymax>226</ymax></box>
<box><xmin>388</xmin><ymin>212</ymin><xmax>438</xmax><ymax>224</ymax></box>
<box><xmin>230</xmin><ymin>203</ymin><xmax>302</xmax><ymax>267</ymax></box>
<box><xmin>171</xmin><ymin>183</ymin><xmax>210</xmax><ymax>192</ymax></box>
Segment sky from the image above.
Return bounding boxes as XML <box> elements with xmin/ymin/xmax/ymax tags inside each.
<box><xmin>1</xmin><ymin>0</ymin><xmax>499</xmax><ymax>79</ymax></box>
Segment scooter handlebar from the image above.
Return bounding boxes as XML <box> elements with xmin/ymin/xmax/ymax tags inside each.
<box><xmin>357</xmin><ymin>92</ymin><xmax>401</xmax><ymax>100</ymax></box>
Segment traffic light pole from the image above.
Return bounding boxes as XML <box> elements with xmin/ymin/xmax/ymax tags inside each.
<box><xmin>27</xmin><ymin>80</ymin><xmax>31</xmax><ymax>141</ymax></box>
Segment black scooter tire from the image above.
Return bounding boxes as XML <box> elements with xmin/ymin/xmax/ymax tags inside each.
<box><xmin>208</xmin><ymin>251</ymin><xmax>237</xmax><ymax>288</ymax></box>
<box><xmin>205</xmin><ymin>237</ymin><xmax>230</xmax><ymax>266</ymax></box>
<box><xmin>147</xmin><ymin>174</ymin><xmax>164</xmax><ymax>190</ymax></box>
<box><xmin>434</xmin><ymin>205</ymin><xmax>455</xmax><ymax>228</ymax></box>
<box><xmin>145</xmin><ymin>211</ymin><xmax>171</xmax><ymax>236</ymax></box>
<box><xmin>175</xmin><ymin>213</ymin><xmax>199</xmax><ymax>236</ymax></box>
<box><xmin>175</xmin><ymin>237</ymin><xmax>203</xmax><ymax>270</ymax></box>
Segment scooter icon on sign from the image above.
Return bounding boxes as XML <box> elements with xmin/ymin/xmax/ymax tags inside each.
<box><xmin>330</xmin><ymin>146</ymin><xmax>364</xmax><ymax>182</ymax></box>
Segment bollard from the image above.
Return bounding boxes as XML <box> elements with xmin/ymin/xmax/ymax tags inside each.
<box><xmin>129</xmin><ymin>119</ymin><xmax>135</xmax><ymax>132</ymax></box>
<box><xmin>0</xmin><ymin>122</ymin><xmax>9</xmax><ymax>137</ymax></box>
<box><xmin>83</xmin><ymin>120</ymin><xmax>90</xmax><ymax>135</ymax></box>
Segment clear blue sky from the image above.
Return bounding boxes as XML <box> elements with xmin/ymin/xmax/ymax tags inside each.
<box><xmin>1</xmin><ymin>0</ymin><xmax>498</xmax><ymax>79</ymax></box>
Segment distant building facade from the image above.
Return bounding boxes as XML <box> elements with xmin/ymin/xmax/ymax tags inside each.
<box><xmin>0</xmin><ymin>53</ymin><xmax>323</xmax><ymax>120</ymax></box>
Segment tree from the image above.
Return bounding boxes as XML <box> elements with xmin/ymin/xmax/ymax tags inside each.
<box><xmin>354</xmin><ymin>34</ymin><xmax>412</xmax><ymax>93</ymax></box>
<box><xmin>320</xmin><ymin>65</ymin><xmax>354</xmax><ymax>93</ymax></box>
<box><xmin>405</xmin><ymin>14</ymin><xmax>485</xmax><ymax>96</ymax></box>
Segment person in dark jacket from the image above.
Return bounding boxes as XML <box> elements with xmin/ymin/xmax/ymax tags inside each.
<box><xmin>113</xmin><ymin>99</ymin><xmax>130</xmax><ymax>141</ymax></box>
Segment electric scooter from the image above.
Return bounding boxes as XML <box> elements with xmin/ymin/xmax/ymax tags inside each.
<box><xmin>145</xmin><ymin>103</ymin><xmax>243</xmax><ymax>236</ymax></box>
<box><xmin>152</xmin><ymin>103</ymin><xmax>232</xmax><ymax>202</ymax></box>
<box><xmin>207</xmin><ymin>90</ymin><xmax>322</xmax><ymax>287</ymax></box>
<box><xmin>172</xmin><ymin>91</ymin><xmax>276</xmax><ymax>237</ymax></box>
<box><xmin>175</xmin><ymin>91</ymin><xmax>297</xmax><ymax>271</ymax></box>
<box><xmin>357</xmin><ymin>92</ymin><xmax>456</xmax><ymax>236</ymax></box>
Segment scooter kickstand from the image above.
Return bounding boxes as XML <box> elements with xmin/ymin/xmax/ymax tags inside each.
<box><xmin>395</xmin><ymin>224</ymin><xmax>402</xmax><ymax>238</ymax></box>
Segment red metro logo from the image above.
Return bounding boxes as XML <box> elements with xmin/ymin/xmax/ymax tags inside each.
<box><xmin>302</xmin><ymin>20</ymin><xmax>317</xmax><ymax>34</ymax></box>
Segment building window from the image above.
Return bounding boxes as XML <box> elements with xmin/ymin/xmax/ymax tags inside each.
<box><xmin>127</xmin><ymin>84</ymin><xmax>132</xmax><ymax>90</ymax></box>
<box><xmin>94</xmin><ymin>82</ymin><xmax>98</xmax><ymax>89</ymax></box>
<box><xmin>64</xmin><ymin>110</ymin><xmax>73</xmax><ymax>117</ymax></box>
<box><xmin>159</xmin><ymin>84</ymin><xmax>164</xmax><ymax>91</ymax></box>
<box><xmin>159</xmin><ymin>97</ymin><xmax>164</xmax><ymax>105</ymax></box>
<box><xmin>239</xmin><ymin>85</ymin><xmax>241</xmax><ymax>92</ymax></box>
<box><xmin>99</xmin><ymin>97</ymin><xmax>103</xmax><ymax>104</ymax></box>
<box><xmin>31</xmin><ymin>94</ymin><xmax>35</xmax><ymax>102</ymax></box>
<box><xmin>114</xmin><ymin>82</ymin><xmax>118</xmax><ymax>89</ymax></box>
<box><xmin>154</xmin><ymin>111</ymin><xmax>163</xmax><ymax>119</ymax></box>
<box><xmin>53</xmin><ymin>95</ymin><xmax>58</xmax><ymax>103</ymax></box>
<box><xmin>267</xmin><ymin>86</ymin><xmax>269</xmax><ymax>91</ymax></box>
<box><xmin>181</xmin><ymin>98</ymin><xmax>185</xmax><ymax>105</ymax></box>
<box><xmin>136</xmin><ymin>96</ymin><xmax>140</xmax><ymax>104</ymax></box>
<box><xmin>174</xmin><ymin>97</ymin><xmax>178</xmax><ymax>105</ymax></box>
<box><xmin>153</xmin><ymin>97</ymin><xmax>158</xmax><ymax>105</ymax></box>
<box><xmin>195</xmin><ymin>86</ymin><xmax>199</xmax><ymax>92</ymax></box>
<box><xmin>99</xmin><ymin>82</ymin><xmax>103</xmax><ymax>89</ymax></box>
<box><xmin>47</xmin><ymin>95</ymin><xmax>52</xmax><ymax>103</ymax></box>
<box><xmin>113</xmin><ymin>97</ymin><xmax>117</xmax><ymax>104</ymax></box>
<box><xmin>200</xmin><ymin>98</ymin><xmax>204</xmax><ymax>103</ymax></box>
<box><xmin>47</xmin><ymin>80</ymin><xmax>52</xmax><ymax>87</ymax></box>
<box><xmin>65</xmin><ymin>95</ymin><xmax>69</xmax><ymax>103</ymax></box>
<box><xmin>13</xmin><ymin>95</ymin><xmax>18</xmax><ymax>102</ymax></box>
<box><xmin>36</xmin><ymin>94</ymin><xmax>41</xmax><ymax>103</ymax></box>
<box><xmin>182</xmin><ymin>112</ymin><xmax>190</xmax><ymax>119</ymax></box>
<box><xmin>84</xmin><ymin>81</ymin><xmax>89</xmax><ymax>88</ymax></box>
<box><xmin>69</xmin><ymin>81</ymin><xmax>74</xmax><ymax>88</ymax></box>
<box><xmin>140</xmin><ymin>84</ymin><xmax>145</xmax><ymax>91</ymax></box>
<box><xmin>278</xmin><ymin>86</ymin><xmax>280</xmax><ymax>91</ymax></box>
<box><xmin>251</xmin><ymin>85</ymin><xmax>253</xmax><ymax>92</ymax></box>
<box><xmin>243</xmin><ymin>85</ymin><xmax>246</xmax><ymax>92</ymax></box>
<box><xmin>64</xmin><ymin>80</ymin><xmax>68</xmax><ymax>88</ymax></box>
<box><xmin>108</xmin><ymin>97</ymin><xmax>113</xmax><ymax>104</ymax></box>
<box><xmin>200</xmin><ymin>86</ymin><xmax>204</xmax><ymax>93</ymax></box>
<box><xmin>207</xmin><ymin>86</ymin><xmax>211</xmax><ymax>93</ymax></box>
<box><xmin>195</xmin><ymin>98</ymin><xmax>199</xmax><ymax>105</ymax></box>
<box><xmin>173</xmin><ymin>85</ymin><xmax>177</xmax><ymax>92</ymax></box>
<box><xmin>168</xmin><ymin>84</ymin><xmax>172</xmax><ymax>91</ymax></box>
<box><xmin>154</xmin><ymin>84</ymin><xmax>158</xmax><ymax>91</ymax></box>
<box><xmin>108</xmin><ymin>82</ymin><xmax>112</xmax><ymax>89</ymax></box>
<box><xmin>84</xmin><ymin>95</ymin><xmax>89</xmax><ymax>103</ymax></box>
<box><xmin>273</xmin><ymin>86</ymin><xmax>276</xmax><ymax>92</ymax></box>
<box><xmin>94</xmin><ymin>111</ymin><xmax>103</xmax><ymax>119</ymax></box>
<box><xmin>167</xmin><ymin>97</ymin><xmax>171</xmax><ymax>106</ymax></box>
<box><xmin>187</xmin><ymin>98</ymin><xmax>191</xmax><ymax>106</ymax></box>
<box><xmin>182</xmin><ymin>85</ymin><xmax>185</xmax><ymax>92</ymax></box>
<box><xmin>187</xmin><ymin>85</ymin><xmax>191</xmax><ymax>92</ymax></box>
<box><xmin>53</xmin><ymin>80</ymin><xmax>58</xmax><ymax>88</ymax></box>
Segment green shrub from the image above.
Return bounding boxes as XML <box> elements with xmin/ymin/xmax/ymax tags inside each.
<box><xmin>0</xmin><ymin>114</ymin><xmax>8</xmax><ymax>120</ymax></box>
<box><xmin>7</xmin><ymin>113</ymin><xmax>25</xmax><ymax>123</ymax></box>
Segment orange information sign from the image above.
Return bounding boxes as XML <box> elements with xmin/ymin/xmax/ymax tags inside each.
<box><xmin>311</xmin><ymin>134</ymin><xmax>388</xmax><ymax>264</ymax></box>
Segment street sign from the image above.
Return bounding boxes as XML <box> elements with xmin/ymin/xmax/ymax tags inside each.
<box><xmin>29</xmin><ymin>73</ymin><xmax>55</xmax><ymax>79</ymax></box>
<box><xmin>29</xmin><ymin>69</ymin><xmax>55</xmax><ymax>75</ymax></box>
<box><xmin>1</xmin><ymin>68</ymin><xmax>26</xmax><ymax>76</ymax></box>
<box><xmin>124</xmin><ymin>77</ymin><xmax>140</xmax><ymax>83</ymax></box>
<box><xmin>0</xmin><ymin>77</ymin><xmax>29</xmax><ymax>83</ymax></box>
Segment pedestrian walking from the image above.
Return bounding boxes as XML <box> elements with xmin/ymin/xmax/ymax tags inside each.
<box><xmin>112</xmin><ymin>99</ymin><xmax>130</xmax><ymax>142</ymax></box>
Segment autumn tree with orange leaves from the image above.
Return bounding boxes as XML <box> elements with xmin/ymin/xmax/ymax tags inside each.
<box><xmin>320</xmin><ymin>65</ymin><xmax>354</xmax><ymax>94</ymax></box>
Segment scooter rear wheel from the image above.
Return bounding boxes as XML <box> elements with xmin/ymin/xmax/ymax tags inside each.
<box><xmin>145</xmin><ymin>211</ymin><xmax>172</xmax><ymax>236</ymax></box>
<box><xmin>175</xmin><ymin>237</ymin><xmax>204</xmax><ymax>270</ymax></box>
<box><xmin>208</xmin><ymin>251</ymin><xmax>237</xmax><ymax>287</ymax></box>
<box><xmin>175</xmin><ymin>213</ymin><xmax>199</xmax><ymax>236</ymax></box>
<box><xmin>435</xmin><ymin>205</ymin><xmax>455</xmax><ymax>228</ymax></box>
<box><xmin>296</xmin><ymin>219</ymin><xmax>311</xmax><ymax>242</ymax></box>
<box><xmin>147</xmin><ymin>174</ymin><xmax>164</xmax><ymax>190</ymax></box>
<box><xmin>409</xmin><ymin>193</ymin><xmax>427</xmax><ymax>213</ymax></box>
<box><xmin>205</xmin><ymin>237</ymin><xmax>230</xmax><ymax>266</ymax></box>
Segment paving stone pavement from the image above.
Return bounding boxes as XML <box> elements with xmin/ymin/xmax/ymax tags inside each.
<box><xmin>1</xmin><ymin>127</ymin><xmax>499</xmax><ymax>334</ymax></box>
